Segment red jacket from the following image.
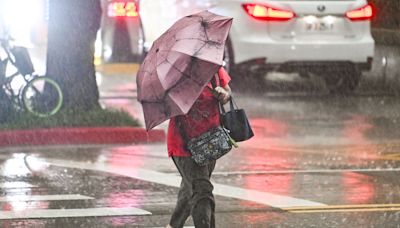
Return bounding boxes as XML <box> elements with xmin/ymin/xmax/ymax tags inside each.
<box><xmin>167</xmin><ymin>67</ymin><xmax>231</xmax><ymax>157</ymax></box>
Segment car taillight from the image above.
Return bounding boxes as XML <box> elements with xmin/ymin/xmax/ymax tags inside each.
<box><xmin>242</xmin><ymin>3</ymin><xmax>295</xmax><ymax>21</ymax></box>
<box><xmin>346</xmin><ymin>4</ymin><xmax>375</xmax><ymax>21</ymax></box>
<box><xmin>108</xmin><ymin>1</ymin><xmax>139</xmax><ymax>17</ymax></box>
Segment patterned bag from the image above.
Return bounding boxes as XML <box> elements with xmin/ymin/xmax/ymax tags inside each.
<box><xmin>177</xmin><ymin>74</ymin><xmax>233</xmax><ymax>166</ymax></box>
<box><xmin>186</xmin><ymin>126</ymin><xmax>232</xmax><ymax>166</ymax></box>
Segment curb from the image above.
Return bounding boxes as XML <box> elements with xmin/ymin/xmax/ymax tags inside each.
<box><xmin>0</xmin><ymin>127</ymin><xmax>165</xmax><ymax>147</ymax></box>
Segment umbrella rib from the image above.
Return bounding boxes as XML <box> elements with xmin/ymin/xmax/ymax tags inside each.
<box><xmin>140</xmin><ymin>61</ymin><xmax>200</xmax><ymax>104</ymax></box>
<box><xmin>156</xmin><ymin>43</ymin><xmax>221</xmax><ymax>69</ymax></box>
<box><xmin>140</xmin><ymin>12</ymin><xmax>226</xmax><ymax>103</ymax></box>
<box><xmin>163</xmin><ymin>57</ymin><xmax>204</xmax><ymax>91</ymax></box>
<box><xmin>142</xmin><ymin>48</ymin><xmax>212</xmax><ymax>104</ymax></box>
<box><xmin>139</xmin><ymin>51</ymin><xmax>205</xmax><ymax>104</ymax></box>
<box><xmin>200</xmin><ymin>17</ymin><xmax>210</xmax><ymax>43</ymax></box>
<box><xmin>198</xmin><ymin>16</ymin><xmax>223</xmax><ymax>46</ymax></box>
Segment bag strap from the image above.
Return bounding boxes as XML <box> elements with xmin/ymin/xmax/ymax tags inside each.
<box><xmin>208</xmin><ymin>73</ymin><xmax>220</xmax><ymax>97</ymax></box>
<box><xmin>210</xmin><ymin>73</ymin><xmax>219</xmax><ymax>89</ymax></box>
<box><xmin>176</xmin><ymin>116</ymin><xmax>189</xmax><ymax>143</ymax></box>
<box><xmin>208</xmin><ymin>70</ymin><xmax>238</xmax><ymax>113</ymax></box>
<box><xmin>219</xmin><ymin>97</ymin><xmax>236</xmax><ymax>114</ymax></box>
<box><xmin>178</xmin><ymin>71</ymin><xmax>231</xmax><ymax>144</ymax></box>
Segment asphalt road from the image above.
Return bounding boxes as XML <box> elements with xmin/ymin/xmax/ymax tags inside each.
<box><xmin>1</xmin><ymin>69</ymin><xmax>400</xmax><ymax>227</ymax></box>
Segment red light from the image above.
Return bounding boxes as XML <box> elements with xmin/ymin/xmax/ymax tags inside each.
<box><xmin>242</xmin><ymin>3</ymin><xmax>295</xmax><ymax>21</ymax></box>
<box><xmin>108</xmin><ymin>2</ymin><xmax>139</xmax><ymax>17</ymax></box>
<box><xmin>346</xmin><ymin>4</ymin><xmax>375</xmax><ymax>21</ymax></box>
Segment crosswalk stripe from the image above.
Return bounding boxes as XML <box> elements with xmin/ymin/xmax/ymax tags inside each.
<box><xmin>0</xmin><ymin>207</ymin><xmax>152</xmax><ymax>219</ymax></box>
<box><xmin>212</xmin><ymin>167</ymin><xmax>400</xmax><ymax>175</ymax></box>
<box><xmin>289</xmin><ymin>208</ymin><xmax>400</xmax><ymax>213</ymax></box>
<box><xmin>39</xmin><ymin>157</ymin><xmax>326</xmax><ymax>208</ymax></box>
<box><xmin>0</xmin><ymin>182</ymin><xmax>37</xmax><ymax>189</ymax></box>
<box><xmin>0</xmin><ymin>194</ymin><xmax>93</xmax><ymax>202</ymax></box>
<box><xmin>282</xmin><ymin>204</ymin><xmax>400</xmax><ymax>213</ymax></box>
<box><xmin>283</xmin><ymin>203</ymin><xmax>400</xmax><ymax>210</ymax></box>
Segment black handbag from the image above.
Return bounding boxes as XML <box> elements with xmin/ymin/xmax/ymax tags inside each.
<box><xmin>209</xmin><ymin>73</ymin><xmax>254</xmax><ymax>142</ymax></box>
<box><xmin>220</xmin><ymin>98</ymin><xmax>254</xmax><ymax>142</ymax></box>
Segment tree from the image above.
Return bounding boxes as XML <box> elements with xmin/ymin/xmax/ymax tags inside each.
<box><xmin>46</xmin><ymin>0</ymin><xmax>102</xmax><ymax>110</ymax></box>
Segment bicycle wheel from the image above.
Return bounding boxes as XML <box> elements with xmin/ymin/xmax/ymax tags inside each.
<box><xmin>21</xmin><ymin>76</ymin><xmax>63</xmax><ymax>117</ymax></box>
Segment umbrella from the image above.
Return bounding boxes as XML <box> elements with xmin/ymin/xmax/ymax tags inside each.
<box><xmin>137</xmin><ymin>10</ymin><xmax>233</xmax><ymax>130</ymax></box>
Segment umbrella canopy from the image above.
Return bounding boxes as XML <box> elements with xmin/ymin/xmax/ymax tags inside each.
<box><xmin>137</xmin><ymin>10</ymin><xmax>233</xmax><ymax>130</ymax></box>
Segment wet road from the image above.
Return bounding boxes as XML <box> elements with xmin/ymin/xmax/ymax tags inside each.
<box><xmin>2</xmin><ymin>70</ymin><xmax>400</xmax><ymax>227</ymax></box>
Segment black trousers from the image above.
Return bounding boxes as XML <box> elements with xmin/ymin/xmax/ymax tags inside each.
<box><xmin>170</xmin><ymin>156</ymin><xmax>216</xmax><ymax>228</ymax></box>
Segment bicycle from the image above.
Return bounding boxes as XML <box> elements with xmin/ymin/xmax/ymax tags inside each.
<box><xmin>0</xmin><ymin>35</ymin><xmax>63</xmax><ymax>117</ymax></box>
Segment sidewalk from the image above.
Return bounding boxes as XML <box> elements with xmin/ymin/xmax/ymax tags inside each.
<box><xmin>97</xmin><ymin>65</ymin><xmax>169</xmax><ymax>133</ymax></box>
<box><xmin>0</xmin><ymin>63</ymin><xmax>166</xmax><ymax>147</ymax></box>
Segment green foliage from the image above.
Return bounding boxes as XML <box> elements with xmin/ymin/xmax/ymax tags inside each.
<box><xmin>0</xmin><ymin>108</ymin><xmax>140</xmax><ymax>130</ymax></box>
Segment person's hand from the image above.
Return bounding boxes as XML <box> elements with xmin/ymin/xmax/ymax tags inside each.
<box><xmin>214</xmin><ymin>86</ymin><xmax>230</xmax><ymax>104</ymax></box>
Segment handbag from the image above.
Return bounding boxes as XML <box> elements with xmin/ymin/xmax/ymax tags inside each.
<box><xmin>219</xmin><ymin>98</ymin><xmax>254</xmax><ymax>142</ymax></box>
<box><xmin>178</xmin><ymin>118</ymin><xmax>232</xmax><ymax>166</ymax></box>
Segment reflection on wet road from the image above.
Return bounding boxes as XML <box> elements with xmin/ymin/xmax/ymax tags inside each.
<box><xmin>2</xmin><ymin>80</ymin><xmax>400</xmax><ymax>226</ymax></box>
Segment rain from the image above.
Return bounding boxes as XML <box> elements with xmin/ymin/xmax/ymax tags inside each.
<box><xmin>0</xmin><ymin>0</ymin><xmax>399</xmax><ymax>227</ymax></box>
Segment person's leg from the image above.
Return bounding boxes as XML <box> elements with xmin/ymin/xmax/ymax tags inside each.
<box><xmin>169</xmin><ymin>157</ymin><xmax>192</xmax><ymax>228</ymax></box>
<box><xmin>169</xmin><ymin>179</ymin><xmax>191</xmax><ymax>228</ymax></box>
<box><xmin>170</xmin><ymin>156</ymin><xmax>217</xmax><ymax>228</ymax></box>
<box><xmin>208</xmin><ymin>160</ymin><xmax>216</xmax><ymax>228</ymax></box>
<box><xmin>190</xmin><ymin>159</ymin><xmax>216</xmax><ymax>228</ymax></box>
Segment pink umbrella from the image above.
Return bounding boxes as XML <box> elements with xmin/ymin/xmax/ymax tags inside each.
<box><xmin>137</xmin><ymin>10</ymin><xmax>233</xmax><ymax>130</ymax></box>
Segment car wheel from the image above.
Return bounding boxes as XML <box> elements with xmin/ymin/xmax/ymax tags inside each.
<box><xmin>324</xmin><ymin>65</ymin><xmax>361</xmax><ymax>94</ymax></box>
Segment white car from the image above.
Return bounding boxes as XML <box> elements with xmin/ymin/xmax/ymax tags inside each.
<box><xmin>140</xmin><ymin>0</ymin><xmax>375</xmax><ymax>93</ymax></box>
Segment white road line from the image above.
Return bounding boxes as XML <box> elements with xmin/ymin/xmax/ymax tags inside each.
<box><xmin>39</xmin><ymin>158</ymin><xmax>326</xmax><ymax>208</ymax></box>
<box><xmin>0</xmin><ymin>194</ymin><xmax>93</xmax><ymax>202</ymax></box>
<box><xmin>212</xmin><ymin>168</ymin><xmax>400</xmax><ymax>175</ymax></box>
<box><xmin>0</xmin><ymin>182</ymin><xmax>37</xmax><ymax>188</ymax></box>
<box><xmin>0</xmin><ymin>207</ymin><xmax>152</xmax><ymax>219</ymax></box>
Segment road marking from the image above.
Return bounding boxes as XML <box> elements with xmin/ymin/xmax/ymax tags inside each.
<box><xmin>0</xmin><ymin>182</ymin><xmax>37</xmax><ymax>189</ymax></box>
<box><xmin>289</xmin><ymin>208</ymin><xmax>400</xmax><ymax>213</ymax></box>
<box><xmin>284</xmin><ymin>204</ymin><xmax>400</xmax><ymax>213</ymax></box>
<box><xmin>285</xmin><ymin>203</ymin><xmax>400</xmax><ymax>210</ymax></box>
<box><xmin>379</xmin><ymin>153</ymin><xmax>400</xmax><ymax>161</ymax></box>
<box><xmin>37</xmin><ymin>157</ymin><xmax>326</xmax><ymax>208</ymax></box>
<box><xmin>212</xmin><ymin>167</ymin><xmax>400</xmax><ymax>175</ymax></box>
<box><xmin>0</xmin><ymin>207</ymin><xmax>151</xmax><ymax>219</ymax></box>
<box><xmin>0</xmin><ymin>194</ymin><xmax>93</xmax><ymax>202</ymax></box>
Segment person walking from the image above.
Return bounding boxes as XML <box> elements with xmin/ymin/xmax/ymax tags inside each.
<box><xmin>136</xmin><ymin>11</ymin><xmax>233</xmax><ymax>225</ymax></box>
<box><xmin>166</xmin><ymin>67</ymin><xmax>232</xmax><ymax>228</ymax></box>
